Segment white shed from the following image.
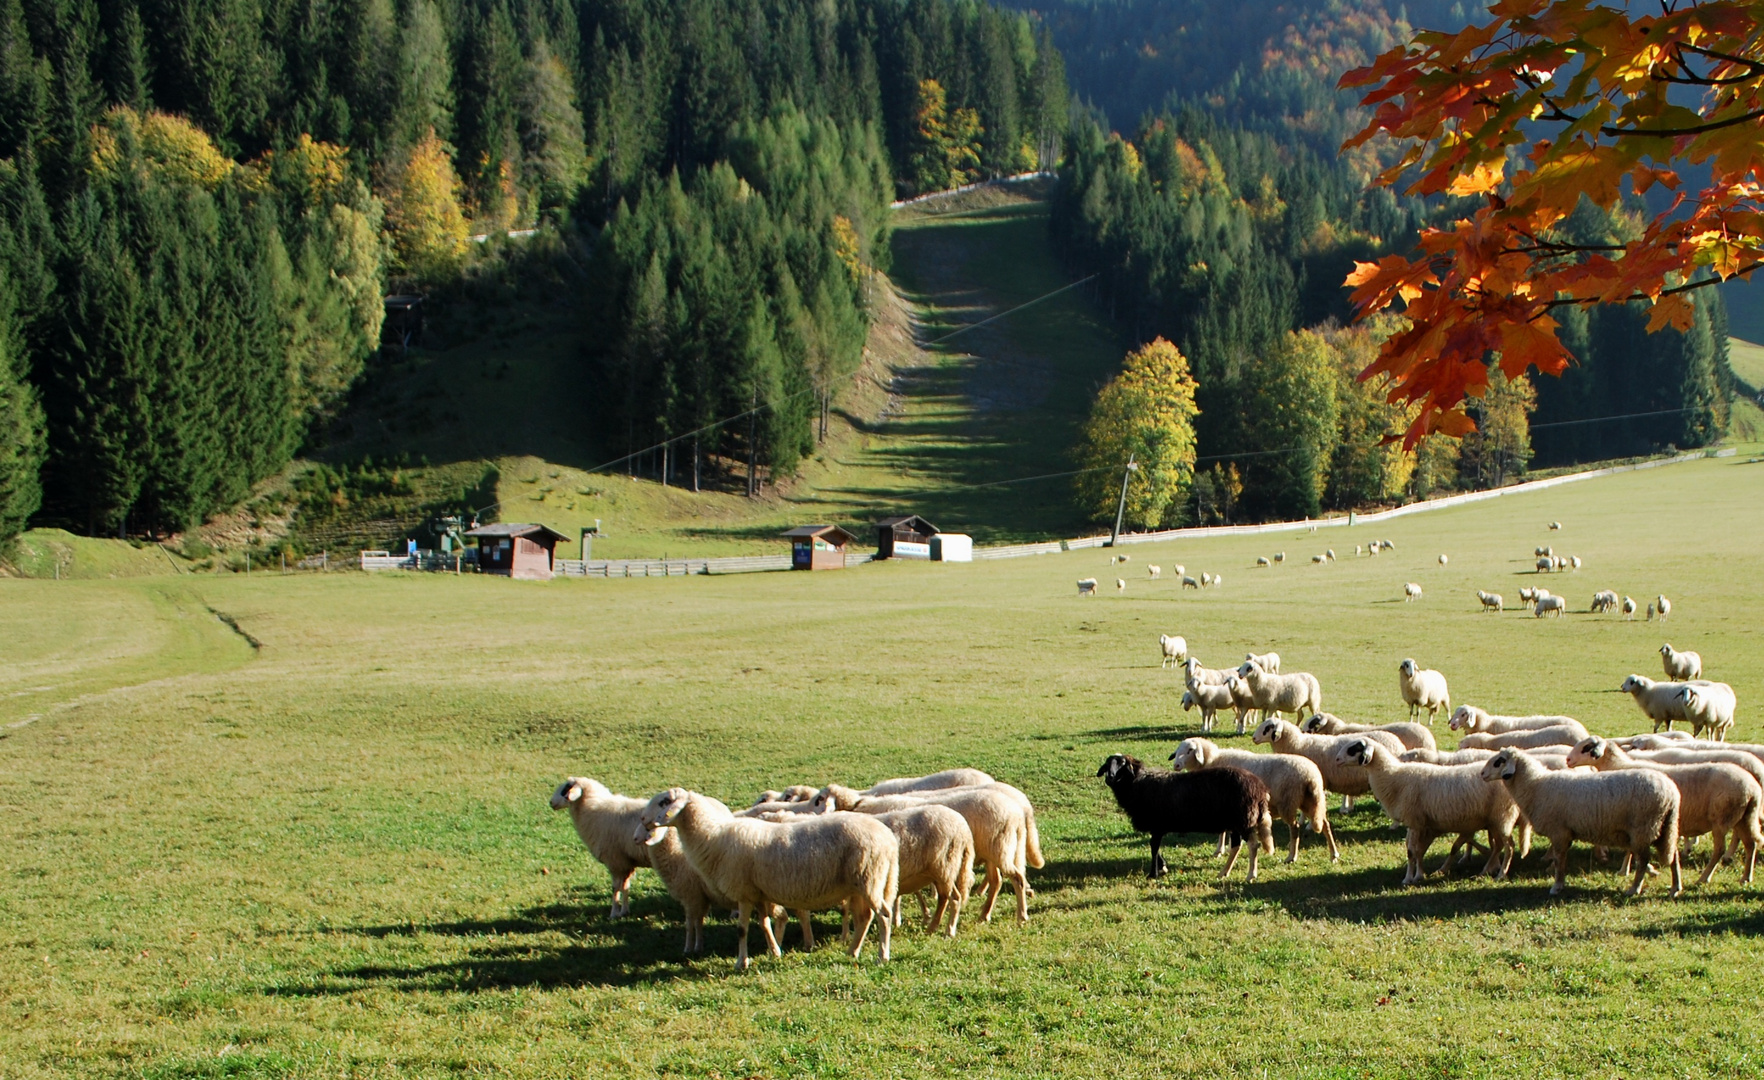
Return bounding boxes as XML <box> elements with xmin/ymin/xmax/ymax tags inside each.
<box><xmin>931</xmin><ymin>533</ymin><xmax>972</xmax><ymax>562</ymax></box>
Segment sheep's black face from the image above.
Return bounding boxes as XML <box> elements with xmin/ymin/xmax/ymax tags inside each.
<box><xmin>1480</xmin><ymin>752</ymin><xmax>1517</xmax><ymax>781</ymax></box>
<box><xmin>1096</xmin><ymin>754</ymin><xmax>1137</xmax><ymax>784</ymax></box>
<box><xmin>1342</xmin><ymin>739</ymin><xmax>1372</xmax><ymax>766</ymax></box>
<box><xmin>1399</xmin><ymin>659</ymin><xmax>1417</xmax><ymax>677</ymax></box>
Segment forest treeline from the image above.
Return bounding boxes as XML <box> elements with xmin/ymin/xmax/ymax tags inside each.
<box><xmin>0</xmin><ymin>0</ymin><xmax>1068</xmax><ymax>541</ymax></box>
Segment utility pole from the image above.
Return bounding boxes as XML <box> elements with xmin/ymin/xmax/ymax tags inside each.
<box><xmin>1109</xmin><ymin>454</ymin><xmax>1139</xmax><ymax>548</ymax></box>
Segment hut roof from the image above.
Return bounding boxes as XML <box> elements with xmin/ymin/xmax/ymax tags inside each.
<box><xmin>780</xmin><ymin>524</ymin><xmax>857</xmax><ymax>545</ymax></box>
<box><xmin>464</xmin><ymin>522</ymin><xmax>568</xmax><ymax>543</ymax></box>
<box><xmin>876</xmin><ymin>514</ymin><xmax>938</xmax><ymax>534</ymax></box>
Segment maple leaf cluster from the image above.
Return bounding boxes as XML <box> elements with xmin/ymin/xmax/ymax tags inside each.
<box><xmin>1339</xmin><ymin>0</ymin><xmax>1764</xmax><ymax>446</ymax></box>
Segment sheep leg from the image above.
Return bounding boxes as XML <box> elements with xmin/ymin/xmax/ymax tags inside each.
<box><xmin>1548</xmin><ymin>837</ymin><xmax>1571</xmax><ymax>895</ymax></box>
<box><xmin>977</xmin><ymin>864</ymin><xmax>1003</xmax><ymax>922</ymax></box>
<box><xmin>846</xmin><ymin>898</ymin><xmax>876</xmax><ymax>961</ymax></box>
<box><xmin>1284</xmin><ymin>817</ymin><xmax>1301</xmax><ymax>864</ymax></box>
<box><xmin>759</xmin><ymin>910</ymin><xmax>784</xmax><ymax>957</ymax></box>
<box><xmin>1216</xmin><ymin>831</ymin><xmax>1230</xmax><ymax>857</ymax></box>
<box><xmin>796</xmin><ymin>909</ymin><xmax>815</xmax><ymax>949</ymax></box>
<box><xmin>1341</xmin><ymin>794</ymin><xmax>1354</xmax><ymax>813</ymax></box>
<box><xmin>1405</xmin><ymin>829</ymin><xmax>1434</xmax><ymax>885</ymax></box>
<box><xmin>1148</xmin><ymin>833</ymin><xmax>1168</xmax><ymax>878</ymax></box>
<box><xmin>683</xmin><ymin>897</ymin><xmax>709</xmax><ymax>955</ymax></box>
<box><xmin>735</xmin><ymin>903</ymin><xmax>754</xmax><ymax>971</ymax></box>
<box><xmin>1011</xmin><ymin>866</ymin><xmax>1030</xmax><ymax>922</ymax></box>
<box><xmin>1219</xmin><ymin>837</ymin><xmax>1244</xmax><ymax>880</ymax></box>
<box><xmin>1318</xmin><ymin>817</ymin><xmax>1341</xmax><ymax>862</ymax></box>
<box><xmin>1627</xmin><ymin>849</ymin><xmax>1654</xmax><ymax>896</ymax></box>
<box><xmin>608</xmin><ymin>868</ymin><xmax>637</xmax><ymax>918</ymax></box>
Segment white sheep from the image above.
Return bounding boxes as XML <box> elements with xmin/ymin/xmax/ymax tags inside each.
<box><xmin>1077</xmin><ymin>578</ymin><xmax>1098</xmax><ymax>596</ymax></box>
<box><xmin>1302</xmin><ymin>713</ymin><xmax>1436</xmax><ymax>751</ymax></box>
<box><xmin>1660</xmin><ymin>643</ymin><xmax>1702</xmax><ymax>681</ymax></box>
<box><xmin>1159</xmin><ymin>633</ymin><xmax>1188</xmax><ymax>669</ymax></box>
<box><xmin>1184</xmin><ymin>655</ymin><xmax>1233</xmax><ymax>687</ymax></box>
<box><xmin>1148</xmin><ymin>564</ymin><xmax>1162</xmax><ymax>580</ymax></box>
<box><xmin>1459</xmin><ymin>725</ymin><xmax>1588</xmax><ymax>751</ymax></box>
<box><xmin>1679</xmin><ymin>683</ymin><xmax>1738</xmax><ymax>742</ymax></box>
<box><xmin>1535</xmin><ymin>595</ymin><xmax>1566</xmax><ymax>617</ymax></box>
<box><xmin>1273</xmin><ymin>553</ymin><xmax>1285</xmax><ymax>564</ymax></box>
<box><xmin>1438</xmin><ymin>554</ymin><xmax>1449</xmax><ymax>566</ymax></box>
<box><xmin>1369</xmin><ymin>542</ymin><xmax>1381</xmax><ymax>556</ymax></box>
<box><xmin>1182</xmin><ymin>682</ymin><xmax>1237</xmax><ymax>733</ymax></box>
<box><xmin>1480</xmin><ymin>748</ymin><xmax>1681</xmax><ymax>896</ymax></box>
<box><xmin>1116</xmin><ymin>554</ymin><xmax>1130</xmax><ymax>564</ymax></box>
<box><xmin>1397</xmin><ymin>658</ymin><xmax>1450</xmax><ymax>725</ymax></box>
<box><xmin>863</xmin><ymin>769</ymin><xmax>996</xmax><ymax>796</ymax></box>
<box><xmin>1255</xmin><ymin>556</ymin><xmax>1271</xmax><ymax>567</ymax></box>
<box><xmin>812</xmin><ymin>783</ymin><xmax>1036</xmax><ymax>924</ymax></box>
<box><xmin>639</xmin><ymin>788</ymin><xmax>899</xmax><ymax>969</ymax></box>
<box><xmin>1536</xmin><ymin>556</ymin><xmax>1554</xmax><ymax>573</ymax></box>
<box><xmin>1336</xmin><ymin>739</ymin><xmax>1522</xmax><ymax>883</ymax></box>
<box><xmin>1242</xmin><ymin>651</ymin><xmax>1281</xmax><ymax>675</ymax></box>
<box><xmin>1404</xmin><ymin>582</ymin><xmax>1423</xmax><ymax>601</ymax></box>
<box><xmin>1326</xmin><ymin>549</ymin><xmax>1336</xmax><ymax>562</ymax></box>
<box><xmin>1591</xmin><ymin>590</ymin><xmax>1618</xmax><ymax>613</ymax></box>
<box><xmin>1549</xmin><ymin>521</ymin><xmax>1562</xmax><ymax>530</ymax></box>
<box><xmin>1622</xmin><ymin>596</ymin><xmax>1637</xmax><ymax>620</ymax></box>
<box><xmin>1382</xmin><ymin>539</ymin><xmax>1396</xmax><ymax>550</ymax></box>
<box><xmin>1171</xmin><ymin>737</ymin><xmax>1339</xmax><ymax>863</ymax></box>
<box><xmin>1181</xmin><ymin>575</ymin><xmax>1200</xmax><ymax>590</ymax></box>
<box><xmin>1534</xmin><ymin>546</ymin><xmax>1552</xmax><ymax>557</ymax></box>
<box><xmin>1449</xmin><ymin>706</ymin><xmax>1586</xmax><ymax>740</ymax></box>
<box><xmin>1656</xmin><ymin>594</ymin><xmax>1672</xmax><ymax>621</ymax></box>
<box><xmin>1566</xmin><ymin>737</ymin><xmax>1761</xmax><ymax>885</ymax></box>
<box><xmin>1312</xmin><ymin>554</ymin><xmax>1326</xmax><ymax>564</ymax></box>
<box><xmin>1116</xmin><ymin>578</ymin><xmax>1126</xmax><ymax>593</ymax></box>
<box><xmin>753</xmin><ymin>785</ymin><xmax>820</xmax><ymax>805</ymax></box>
<box><xmin>1172</xmin><ymin>564</ymin><xmax>1186</xmax><ymax>576</ymax></box>
<box><xmin>1518</xmin><ymin>586</ymin><xmax>1538</xmax><ymax>609</ymax></box>
<box><xmin>1224</xmin><ymin>674</ymin><xmax>1260</xmax><ymax>735</ymax></box>
<box><xmin>550</xmin><ymin>778</ymin><xmax>653</xmax><ymax>919</ymax></box>
<box><xmin>1240</xmin><ymin>659</ymin><xmax>1322</xmax><ymax>722</ymax></box>
<box><xmin>1568</xmin><ymin>555</ymin><xmax>1582</xmax><ymax>570</ymax></box>
<box><xmin>1477</xmin><ymin>590</ymin><xmax>1504</xmax><ymax>612</ymax></box>
<box><xmin>864</xmin><ymin>805</ymin><xmax>975</xmax><ymax>936</ymax></box>
<box><xmin>1628</xmin><ymin>745</ymin><xmax>1764</xmax><ymax>791</ymax></box>
<box><xmin>1212</xmin><ymin>574</ymin><xmax>1223</xmax><ymax>588</ymax></box>
<box><xmin>1254</xmin><ymin>717</ymin><xmax>1404</xmax><ymax>812</ymax></box>
<box><xmin>1621</xmin><ymin>674</ymin><xmax>1703</xmax><ymax>733</ymax></box>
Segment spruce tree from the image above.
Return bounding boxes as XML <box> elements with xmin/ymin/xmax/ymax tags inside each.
<box><xmin>0</xmin><ymin>258</ymin><xmax>44</xmax><ymax>541</ymax></box>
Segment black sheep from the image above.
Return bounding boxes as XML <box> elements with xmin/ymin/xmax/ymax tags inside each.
<box><xmin>1096</xmin><ymin>753</ymin><xmax>1273</xmax><ymax>880</ymax></box>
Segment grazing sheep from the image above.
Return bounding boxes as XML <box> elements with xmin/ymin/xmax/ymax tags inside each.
<box><xmin>1116</xmin><ymin>554</ymin><xmax>1130</xmax><ymax>564</ymax></box>
<box><xmin>639</xmin><ymin>789</ymin><xmax>899</xmax><ymax>970</ymax></box>
<box><xmin>1355</xmin><ymin>545</ymin><xmax>1363</xmax><ymax>556</ymax></box>
<box><xmin>1518</xmin><ymin>586</ymin><xmax>1538</xmax><ymax>610</ymax></box>
<box><xmin>1336</xmin><ymin>739</ymin><xmax>1522</xmax><ymax>883</ymax></box>
<box><xmin>1398</xmin><ymin>659</ymin><xmax>1450</xmax><ymax>725</ymax></box>
<box><xmin>550</xmin><ymin>778</ymin><xmax>653</xmax><ymax>919</ymax></box>
<box><xmin>1536</xmin><ymin>557</ymin><xmax>1554</xmax><ymax>573</ymax></box>
<box><xmin>1549</xmin><ymin>521</ymin><xmax>1562</xmax><ymax>530</ymax></box>
<box><xmin>1535</xmin><ymin>594</ymin><xmax>1566</xmax><ymax>617</ymax></box>
<box><xmin>1148</xmin><ymin>564</ymin><xmax>1162</xmax><ymax>580</ymax></box>
<box><xmin>1405</xmin><ymin>582</ymin><xmax>1423</xmax><ymax>601</ymax></box>
<box><xmin>1077</xmin><ymin>578</ymin><xmax>1098</xmax><ymax>596</ymax></box>
<box><xmin>754</xmin><ymin>785</ymin><xmax>820</xmax><ymax>805</ymax></box>
<box><xmin>863</xmin><ymin>769</ymin><xmax>996</xmax><ymax>796</ymax></box>
<box><xmin>1242</xmin><ymin>652</ymin><xmax>1282</xmax><ymax>675</ymax></box>
<box><xmin>1302</xmin><ymin>713</ymin><xmax>1436</xmax><ymax>752</ymax></box>
<box><xmin>1240</xmin><ymin>659</ymin><xmax>1323</xmax><ymax>722</ymax></box>
<box><xmin>1623</xmin><ymin>596</ymin><xmax>1637</xmax><ymax>620</ymax></box>
<box><xmin>1566</xmin><ymin>737</ymin><xmax>1761</xmax><ymax>885</ymax></box>
<box><xmin>1312</xmin><ymin>554</ymin><xmax>1326</xmax><ymax>564</ymax></box>
<box><xmin>1404</xmin><ymin>747</ymin><xmax>1572</xmax><ymax>772</ymax></box>
<box><xmin>1679</xmin><ymin>683</ymin><xmax>1738</xmax><ymax>742</ymax></box>
<box><xmin>1212</xmin><ymin>574</ymin><xmax>1223</xmax><ymax>588</ymax></box>
<box><xmin>1256</xmin><ymin>556</ymin><xmax>1271</xmax><ymax>567</ymax></box>
<box><xmin>738</xmin><ymin>799</ymin><xmax>832</xmax><ymax>819</ymax></box>
<box><xmin>1254</xmin><ymin>718</ymin><xmax>1404</xmax><ymax>812</ymax></box>
<box><xmin>1369</xmin><ymin>542</ymin><xmax>1382</xmax><ymax>556</ymax></box>
<box><xmin>1181</xmin><ymin>575</ymin><xmax>1200</xmax><ymax>590</ymax></box>
<box><xmin>1171</xmin><ymin>737</ymin><xmax>1339</xmax><ymax>863</ymax></box>
<box><xmin>1173</xmin><ymin>564</ymin><xmax>1186</xmax><ymax>577</ymax></box>
<box><xmin>1326</xmin><ymin>549</ymin><xmax>1336</xmax><ymax>562</ymax></box>
<box><xmin>1480</xmin><ymin>748</ymin><xmax>1681</xmax><ymax>896</ymax></box>
<box><xmin>865</xmin><ymin>806</ymin><xmax>975</xmax><ymax>936</ymax></box>
<box><xmin>1660</xmin><ymin>643</ymin><xmax>1703</xmax><ymax>681</ymax></box>
<box><xmin>1621</xmin><ymin>674</ymin><xmax>1703</xmax><ymax>733</ymax></box>
<box><xmin>1534</xmin><ymin>546</ymin><xmax>1552</xmax><ymax>557</ymax></box>
<box><xmin>1382</xmin><ymin>539</ymin><xmax>1396</xmax><ymax>550</ymax></box>
<box><xmin>1627</xmin><ymin>745</ymin><xmax>1764</xmax><ymax>791</ymax></box>
<box><xmin>1449</xmin><ymin>706</ymin><xmax>1586</xmax><ymax>740</ymax></box>
<box><xmin>1591</xmin><ymin>590</ymin><xmax>1619</xmax><ymax>614</ymax></box>
<box><xmin>1568</xmin><ymin>555</ymin><xmax>1582</xmax><ymax>570</ymax></box>
<box><xmin>1273</xmin><ymin>553</ymin><xmax>1285</xmax><ymax>564</ymax></box>
<box><xmin>1438</xmin><ymin>554</ymin><xmax>1449</xmax><ymax>566</ymax></box>
<box><xmin>1224</xmin><ymin>674</ymin><xmax>1260</xmax><ymax>735</ymax></box>
<box><xmin>1116</xmin><ymin>578</ymin><xmax>1126</xmax><ymax>593</ymax></box>
<box><xmin>1459</xmin><ymin>725</ymin><xmax>1588</xmax><ymax>751</ymax></box>
<box><xmin>1096</xmin><ymin>754</ymin><xmax>1273</xmax><ymax>881</ymax></box>
<box><xmin>1185</xmin><ymin>655</ymin><xmax>1234</xmax><ymax>687</ymax></box>
<box><xmin>1656</xmin><ymin>595</ymin><xmax>1672</xmax><ymax>621</ymax></box>
<box><xmin>1182</xmin><ymin>681</ymin><xmax>1237</xmax><ymax>733</ymax></box>
<box><xmin>1159</xmin><ymin>634</ymin><xmax>1189</xmax><ymax>669</ymax></box>
<box><xmin>812</xmin><ymin>784</ymin><xmax>1038</xmax><ymax>923</ymax></box>
<box><xmin>1477</xmin><ymin>590</ymin><xmax>1504</xmax><ymax>613</ymax></box>
<box><xmin>1622</xmin><ymin>731</ymin><xmax>1699</xmax><ymax>749</ymax></box>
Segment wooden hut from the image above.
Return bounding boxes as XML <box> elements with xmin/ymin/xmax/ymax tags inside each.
<box><xmin>465</xmin><ymin>523</ymin><xmax>567</xmax><ymax>580</ymax></box>
<box><xmin>781</xmin><ymin>525</ymin><xmax>856</xmax><ymax>570</ymax></box>
<box><xmin>875</xmin><ymin>515</ymin><xmax>938</xmax><ymax>559</ymax></box>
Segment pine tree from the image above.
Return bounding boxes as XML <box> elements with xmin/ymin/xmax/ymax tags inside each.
<box><xmin>393</xmin><ymin>0</ymin><xmax>454</xmax><ymax>148</ymax></box>
<box><xmin>520</xmin><ymin>37</ymin><xmax>586</xmax><ymax>214</ymax></box>
<box><xmin>0</xmin><ymin>257</ymin><xmax>44</xmax><ymax>541</ymax></box>
<box><xmin>0</xmin><ymin>0</ymin><xmax>45</xmax><ymax>161</ymax></box>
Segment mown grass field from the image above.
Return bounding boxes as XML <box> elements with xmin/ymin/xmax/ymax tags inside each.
<box><xmin>3</xmin><ymin>450</ymin><xmax>1763</xmax><ymax>1079</ymax></box>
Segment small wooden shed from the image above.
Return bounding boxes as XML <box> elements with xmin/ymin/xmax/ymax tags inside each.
<box><xmin>466</xmin><ymin>522</ymin><xmax>567</xmax><ymax>580</ymax></box>
<box><xmin>781</xmin><ymin>525</ymin><xmax>856</xmax><ymax>570</ymax></box>
<box><xmin>875</xmin><ymin>515</ymin><xmax>938</xmax><ymax>559</ymax></box>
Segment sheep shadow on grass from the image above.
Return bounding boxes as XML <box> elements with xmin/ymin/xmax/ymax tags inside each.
<box><xmin>273</xmin><ymin>891</ymin><xmax>848</xmax><ymax>992</ymax></box>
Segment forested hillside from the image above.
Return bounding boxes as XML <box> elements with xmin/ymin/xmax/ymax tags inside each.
<box><xmin>0</xmin><ymin>0</ymin><xmax>1068</xmax><ymax>544</ymax></box>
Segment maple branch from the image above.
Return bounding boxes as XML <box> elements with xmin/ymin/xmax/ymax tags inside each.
<box><xmin>1509</xmin><ymin>240</ymin><xmax>1628</xmax><ymax>255</ymax></box>
<box><xmin>1532</xmin><ymin>265</ymin><xmax>1763</xmax><ymax>312</ymax></box>
<box><xmin>1602</xmin><ymin>108</ymin><xmax>1764</xmax><ymax>138</ymax></box>
<box><xmin>1653</xmin><ymin>44</ymin><xmax>1764</xmax><ymax>86</ymax></box>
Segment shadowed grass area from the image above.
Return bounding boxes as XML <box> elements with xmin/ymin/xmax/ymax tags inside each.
<box><xmin>2</xmin><ymin>451</ymin><xmax>1763</xmax><ymax>1077</ymax></box>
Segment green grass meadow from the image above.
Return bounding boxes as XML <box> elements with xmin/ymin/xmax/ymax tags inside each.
<box><xmin>3</xmin><ymin>451</ymin><xmax>1763</xmax><ymax>1078</ymax></box>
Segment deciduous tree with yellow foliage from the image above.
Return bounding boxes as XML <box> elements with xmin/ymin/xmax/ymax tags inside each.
<box><xmin>1075</xmin><ymin>337</ymin><xmax>1200</xmax><ymax>528</ymax></box>
<box><xmin>380</xmin><ymin>128</ymin><xmax>468</xmax><ymax>277</ymax></box>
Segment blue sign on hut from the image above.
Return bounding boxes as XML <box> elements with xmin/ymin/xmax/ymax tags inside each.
<box><xmin>780</xmin><ymin>525</ymin><xmax>856</xmax><ymax>570</ymax></box>
<box><xmin>465</xmin><ymin>522</ymin><xmax>567</xmax><ymax>580</ymax></box>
